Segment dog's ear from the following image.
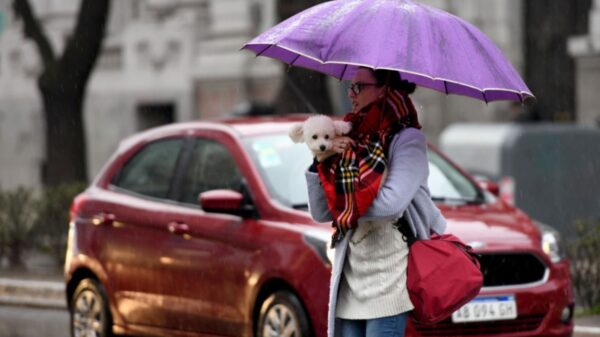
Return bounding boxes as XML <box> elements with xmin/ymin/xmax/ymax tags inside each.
<box><xmin>288</xmin><ymin>123</ymin><xmax>304</xmax><ymax>143</ymax></box>
<box><xmin>333</xmin><ymin>121</ymin><xmax>352</xmax><ymax>136</ymax></box>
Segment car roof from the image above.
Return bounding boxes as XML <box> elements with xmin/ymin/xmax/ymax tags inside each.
<box><xmin>115</xmin><ymin>114</ymin><xmax>317</xmax><ymax>152</ymax></box>
<box><xmin>141</xmin><ymin>114</ymin><xmax>314</xmax><ymax>138</ymax></box>
<box><xmin>219</xmin><ymin>114</ymin><xmax>314</xmax><ymax>137</ymax></box>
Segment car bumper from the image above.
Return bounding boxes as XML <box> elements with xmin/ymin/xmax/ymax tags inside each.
<box><xmin>407</xmin><ymin>260</ymin><xmax>574</xmax><ymax>337</ymax></box>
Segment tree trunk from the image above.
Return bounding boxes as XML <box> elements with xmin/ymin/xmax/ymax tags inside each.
<box><xmin>523</xmin><ymin>0</ymin><xmax>592</xmax><ymax>121</ymax></box>
<box><xmin>8</xmin><ymin>242</ymin><xmax>25</xmax><ymax>270</ymax></box>
<box><xmin>274</xmin><ymin>0</ymin><xmax>333</xmax><ymax>115</ymax></box>
<box><xmin>13</xmin><ymin>0</ymin><xmax>110</xmax><ymax>187</ymax></box>
<box><xmin>40</xmin><ymin>79</ymin><xmax>88</xmax><ymax>186</ymax></box>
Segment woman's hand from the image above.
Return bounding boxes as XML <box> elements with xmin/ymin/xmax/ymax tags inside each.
<box><xmin>332</xmin><ymin>136</ymin><xmax>355</xmax><ymax>153</ymax></box>
<box><xmin>315</xmin><ymin>137</ymin><xmax>355</xmax><ymax>162</ymax></box>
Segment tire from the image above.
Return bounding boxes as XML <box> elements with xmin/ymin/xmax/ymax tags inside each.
<box><xmin>70</xmin><ymin>278</ymin><xmax>113</xmax><ymax>337</ymax></box>
<box><xmin>257</xmin><ymin>291</ymin><xmax>312</xmax><ymax>337</ymax></box>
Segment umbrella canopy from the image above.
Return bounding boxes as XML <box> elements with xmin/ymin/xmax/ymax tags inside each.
<box><xmin>243</xmin><ymin>0</ymin><xmax>533</xmax><ymax>103</ymax></box>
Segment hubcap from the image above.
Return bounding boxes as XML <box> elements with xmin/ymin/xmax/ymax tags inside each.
<box><xmin>262</xmin><ymin>304</ymin><xmax>300</xmax><ymax>337</ymax></box>
<box><xmin>72</xmin><ymin>289</ymin><xmax>104</xmax><ymax>337</ymax></box>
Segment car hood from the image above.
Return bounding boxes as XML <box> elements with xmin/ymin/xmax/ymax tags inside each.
<box><xmin>438</xmin><ymin>201</ymin><xmax>542</xmax><ymax>251</ymax></box>
<box><xmin>289</xmin><ymin>200</ymin><xmax>542</xmax><ymax>251</ymax></box>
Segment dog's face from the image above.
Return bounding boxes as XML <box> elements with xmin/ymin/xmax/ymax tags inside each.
<box><xmin>302</xmin><ymin>116</ymin><xmax>336</xmax><ymax>153</ymax></box>
<box><xmin>288</xmin><ymin>115</ymin><xmax>352</xmax><ymax>155</ymax></box>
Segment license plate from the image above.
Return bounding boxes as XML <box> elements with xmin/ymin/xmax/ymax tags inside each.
<box><xmin>452</xmin><ymin>296</ymin><xmax>517</xmax><ymax>323</ymax></box>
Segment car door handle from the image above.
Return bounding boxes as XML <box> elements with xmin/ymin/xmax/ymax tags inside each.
<box><xmin>92</xmin><ymin>212</ymin><xmax>116</xmax><ymax>226</ymax></box>
<box><xmin>168</xmin><ymin>222</ymin><xmax>189</xmax><ymax>235</ymax></box>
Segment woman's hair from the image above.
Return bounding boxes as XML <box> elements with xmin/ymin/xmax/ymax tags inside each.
<box><xmin>372</xmin><ymin>69</ymin><xmax>416</xmax><ymax>94</ymax></box>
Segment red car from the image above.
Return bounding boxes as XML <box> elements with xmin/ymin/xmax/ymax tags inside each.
<box><xmin>65</xmin><ymin>116</ymin><xmax>574</xmax><ymax>337</ymax></box>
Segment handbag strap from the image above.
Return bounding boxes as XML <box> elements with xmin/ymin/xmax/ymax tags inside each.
<box><xmin>394</xmin><ymin>214</ymin><xmax>417</xmax><ymax>246</ymax></box>
<box><xmin>395</xmin><ymin>217</ymin><xmax>483</xmax><ymax>269</ymax></box>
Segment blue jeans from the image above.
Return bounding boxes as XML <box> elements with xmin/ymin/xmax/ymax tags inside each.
<box><xmin>339</xmin><ymin>313</ymin><xmax>409</xmax><ymax>337</ymax></box>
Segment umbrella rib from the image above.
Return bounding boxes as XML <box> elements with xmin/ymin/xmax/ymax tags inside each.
<box><xmin>339</xmin><ymin>64</ymin><xmax>348</xmax><ymax>80</ymax></box>
<box><xmin>269</xmin><ymin>44</ymin><xmax>534</xmax><ymax>100</ymax></box>
<box><xmin>290</xmin><ymin>54</ymin><xmax>301</xmax><ymax>66</ymax></box>
<box><xmin>245</xmin><ymin>42</ymin><xmax>533</xmax><ymax>102</ymax></box>
<box><xmin>255</xmin><ymin>45</ymin><xmax>272</xmax><ymax>57</ymax></box>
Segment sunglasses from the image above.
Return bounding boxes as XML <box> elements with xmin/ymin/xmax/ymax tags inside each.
<box><xmin>348</xmin><ymin>82</ymin><xmax>378</xmax><ymax>95</ymax></box>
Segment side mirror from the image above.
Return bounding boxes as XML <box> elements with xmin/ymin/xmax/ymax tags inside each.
<box><xmin>199</xmin><ymin>190</ymin><xmax>244</xmax><ymax>214</ymax></box>
<box><xmin>477</xmin><ymin>180</ymin><xmax>500</xmax><ymax>197</ymax></box>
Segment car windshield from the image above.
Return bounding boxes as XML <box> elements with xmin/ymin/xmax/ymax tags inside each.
<box><xmin>243</xmin><ymin>134</ymin><xmax>482</xmax><ymax>208</ymax></box>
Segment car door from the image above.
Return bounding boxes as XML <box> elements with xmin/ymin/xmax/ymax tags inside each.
<box><xmin>161</xmin><ymin>136</ymin><xmax>262</xmax><ymax>335</ymax></box>
<box><xmin>95</xmin><ymin>137</ymin><xmax>196</xmax><ymax>329</ymax></box>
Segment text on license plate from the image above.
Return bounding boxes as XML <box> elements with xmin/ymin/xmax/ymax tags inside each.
<box><xmin>452</xmin><ymin>296</ymin><xmax>517</xmax><ymax>323</ymax></box>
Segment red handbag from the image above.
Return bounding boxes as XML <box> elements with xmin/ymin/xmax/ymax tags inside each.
<box><xmin>397</xmin><ymin>219</ymin><xmax>483</xmax><ymax>324</ymax></box>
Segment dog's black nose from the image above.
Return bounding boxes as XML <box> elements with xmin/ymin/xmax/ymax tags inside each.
<box><xmin>320</xmin><ymin>145</ymin><xmax>326</xmax><ymax>151</ymax></box>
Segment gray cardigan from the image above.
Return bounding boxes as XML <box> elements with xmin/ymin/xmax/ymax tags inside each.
<box><xmin>305</xmin><ymin>128</ymin><xmax>446</xmax><ymax>337</ymax></box>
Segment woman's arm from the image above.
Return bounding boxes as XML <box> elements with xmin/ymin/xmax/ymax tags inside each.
<box><xmin>361</xmin><ymin>128</ymin><xmax>429</xmax><ymax>221</ymax></box>
<box><xmin>305</xmin><ymin>171</ymin><xmax>334</xmax><ymax>222</ymax></box>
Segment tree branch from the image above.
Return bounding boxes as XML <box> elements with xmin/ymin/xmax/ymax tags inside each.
<box><xmin>61</xmin><ymin>0</ymin><xmax>110</xmax><ymax>83</ymax></box>
<box><xmin>12</xmin><ymin>0</ymin><xmax>56</xmax><ymax>68</ymax></box>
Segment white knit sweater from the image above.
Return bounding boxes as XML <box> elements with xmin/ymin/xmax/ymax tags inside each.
<box><xmin>336</xmin><ymin>219</ymin><xmax>413</xmax><ymax>319</ymax></box>
<box><xmin>306</xmin><ymin>128</ymin><xmax>447</xmax><ymax>337</ymax></box>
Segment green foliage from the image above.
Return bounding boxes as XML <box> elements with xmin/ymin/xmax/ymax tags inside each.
<box><xmin>35</xmin><ymin>182</ymin><xmax>87</xmax><ymax>267</ymax></box>
<box><xmin>575</xmin><ymin>304</ymin><xmax>600</xmax><ymax>317</ymax></box>
<box><xmin>0</xmin><ymin>192</ymin><xmax>5</xmax><ymax>262</ymax></box>
<box><xmin>0</xmin><ymin>183</ymin><xmax>85</xmax><ymax>271</ymax></box>
<box><xmin>567</xmin><ymin>220</ymin><xmax>600</xmax><ymax>310</ymax></box>
<box><xmin>0</xmin><ymin>187</ymin><xmax>38</xmax><ymax>269</ymax></box>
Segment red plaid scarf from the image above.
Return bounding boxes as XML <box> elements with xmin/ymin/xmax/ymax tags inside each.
<box><xmin>318</xmin><ymin>89</ymin><xmax>421</xmax><ymax>247</ymax></box>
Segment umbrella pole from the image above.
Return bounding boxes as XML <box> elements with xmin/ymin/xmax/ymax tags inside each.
<box><xmin>284</xmin><ymin>75</ymin><xmax>319</xmax><ymax>115</ymax></box>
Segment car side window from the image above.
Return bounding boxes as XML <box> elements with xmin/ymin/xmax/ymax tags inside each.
<box><xmin>180</xmin><ymin>139</ymin><xmax>243</xmax><ymax>205</ymax></box>
<box><xmin>112</xmin><ymin>138</ymin><xmax>184</xmax><ymax>199</ymax></box>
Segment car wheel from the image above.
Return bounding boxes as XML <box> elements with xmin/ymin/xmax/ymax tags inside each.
<box><xmin>70</xmin><ymin>278</ymin><xmax>112</xmax><ymax>337</ymax></box>
<box><xmin>257</xmin><ymin>291</ymin><xmax>311</xmax><ymax>337</ymax></box>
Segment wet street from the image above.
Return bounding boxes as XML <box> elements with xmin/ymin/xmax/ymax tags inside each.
<box><xmin>0</xmin><ymin>306</ymin><xmax>68</xmax><ymax>337</ymax></box>
<box><xmin>0</xmin><ymin>305</ymin><xmax>599</xmax><ymax>337</ymax></box>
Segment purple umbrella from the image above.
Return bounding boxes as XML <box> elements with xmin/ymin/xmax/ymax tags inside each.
<box><xmin>243</xmin><ymin>0</ymin><xmax>533</xmax><ymax>103</ymax></box>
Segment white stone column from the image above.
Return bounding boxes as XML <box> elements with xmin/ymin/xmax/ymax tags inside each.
<box><xmin>591</xmin><ymin>0</ymin><xmax>600</xmax><ymax>50</ymax></box>
<box><xmin>568</xmin><ymin>0</ymin><xmax>600</xmax><ymax>127</ymax></box>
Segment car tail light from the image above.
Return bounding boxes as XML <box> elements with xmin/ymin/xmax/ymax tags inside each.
<box><xmin>498</xmin><ymin>176</ymin><xmax>515</xmax><ymax>205</ymax></box>
<box><xmin>69</xmin><ymin>194</ymin><xmax>86</xmax><ymax>221</ymax></box>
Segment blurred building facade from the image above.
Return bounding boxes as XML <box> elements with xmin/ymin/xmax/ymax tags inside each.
<box><xmin>0</xmin><ymin>0</ymin><xmax>282</xmax><ymax>189</ymax></box>
<box><xmin>0</xmin><ymin>0</ymin><xmax>591</xmax><ymax>189</ymax></box>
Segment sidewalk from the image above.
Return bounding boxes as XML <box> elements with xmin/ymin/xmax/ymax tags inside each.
<box><xmin>576</xmin><ymin>315</ymin><xmax>600</xmax><ymax>336</ymax></box>
<box><xmin>0</xmin><ymin>277</ymin><xmax>65</xmax><ymax>309</ymax></box>
<box><xmin>0</xmin><ymin>250</ymin><xmax>65</xmax><ymax>309</ymax></box>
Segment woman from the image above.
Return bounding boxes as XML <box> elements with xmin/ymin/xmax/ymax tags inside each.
<box><xmin>305</xmin><ymin>68</ymin><xmax>446</xmax><ymax>337</ymax></box>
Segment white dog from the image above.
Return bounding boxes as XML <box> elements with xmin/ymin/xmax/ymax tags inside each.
<box><xmin>288</xmin><ymin>115</ymin><xmax>352</xmax><ymax>156</ymax></box>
